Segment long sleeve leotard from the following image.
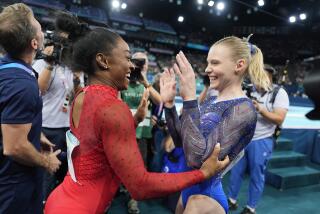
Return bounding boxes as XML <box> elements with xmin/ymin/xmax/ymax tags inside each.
<box><xmin>44</xmin><ymin>85</ymin><xmax>205</xmax><ymax>214</ymax></box>
<box><xmin>165</xmin><ymin>96</ymin><xmax>257</xmax><ymax>169</ymax></box>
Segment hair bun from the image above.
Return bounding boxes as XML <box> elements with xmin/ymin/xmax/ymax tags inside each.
<box><xmin>68</xmin><ymin>23</ymin><xmax>90</xmax><ymax>42</ymax></box>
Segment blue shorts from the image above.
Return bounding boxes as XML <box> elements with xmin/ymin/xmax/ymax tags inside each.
<box><xmin>182</xmin><ymin>178</ymin><xmax>228</xmax><ymax>213</ymax></box>
<box><xmin>163</xmin><ymin>149</ymin><xmax>228</xmax><ymax>213</ymax></box>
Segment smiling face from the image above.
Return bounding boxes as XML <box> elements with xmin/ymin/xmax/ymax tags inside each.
<box><xmin>105</xmin><ymin>38</ymin><xmax>134</xmax><ymax>90</ymax></box>
<box><xmin>205</xmin><ymin>44</ymin><xmax>237</xmax><ymax>91</ymax></box>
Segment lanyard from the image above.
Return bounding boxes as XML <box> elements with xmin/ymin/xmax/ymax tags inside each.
<box><xmin>0</xmin><ymin>63</ymin><xmax>35</xmax><ymax>77</ymax></box>
<box><xmin>56</xmin><ymin>66</ymin><xmax>70</xmax><ymax>92</ymax></box>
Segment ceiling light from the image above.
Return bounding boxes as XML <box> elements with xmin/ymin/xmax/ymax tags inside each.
<box><xmin>299</xmin><ymin>13</ymin><xmax>307</xmax><ymax>20</ymax></box>
<box><xmin>258</xmin><ymin>0</ymin><xmax>264</xmax><ymax>7</ymax></box>
<box><xmin>208</xmin><ymin>1</ymin><xmax>215</xmax><ymax>7</ymax></box>
<box><xmin>289</xmin><ymin>16</ymin><xmax>296</xmax><ymax>23</ymax></box>
<box><xmin>178</xmin><ymin>16</ymin><xmax>184</xmax><ymax>22</ymax></box>
<box><xmin>121</xmin><ymin>3</ymin><xmax>127</xmax><ymax>9</ymax></box>
<box><xmin>216</xmin><ymin>2</ymin><xmax>225</xmax><ymax>11</ymax></box>
<box><xmin>197</xmin><ymin>0</ymin><xmax>204</xmax><ymax>5</ymax></box>
<box><xmin>111</xmin><ymin>0</ymin><xmax>120</xmax><ymax>9</ymax></box>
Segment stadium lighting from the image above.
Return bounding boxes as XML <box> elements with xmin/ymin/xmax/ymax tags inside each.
<box><xmin>197</xmin><ymin>0</ymin><xmax>204</xmax><ymax>5</ymax></box>
<box><xmin>121</xmin><ymin>3</ymin><xmax>127</xmax><ymax>9</ymax></box>
<box><xmin>257</xmin><ymin>0</ymin><xmax>264</xmax><ymax>7</ymax></box>
<box><xmin>178</xmin><ymin>16</ymin><xmax>184</xmax><ymax>22</ymax></box>
<box><xmin>112</xmin><ymin>0</ymin><xmax>120</xmax><ymax>9</ymax></box>
<box><xmin>208</xmin><ymin>1</ymin><xmax>215</xmax><ymax>7</ymax></box>
<box><xmin>299</xmin><ymin>13</ymin><xmax>307</xmax><ymax>20</ymax></box>
<box><xmin>216</xmin><ymin>2</ymin><xmax>225</xmax><ymax>11</ymax></box>
<box><xmin>289</xmin><ymin>16</ymin><xmax>296</xmax><ymax>23</ymax></box>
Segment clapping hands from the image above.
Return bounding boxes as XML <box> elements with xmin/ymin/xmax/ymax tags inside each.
<box><xmin>160</xmin><ymin>51</ymin><xmax>197</xmax><ymax>106</ymax></box>
<box><xmin>160</xmin><ymin>68</ymin><xmax>176</xmax><ymax>108</ymax></box>
<box><xmin>173</xmin><ymin>51</ymin><xmax>197</xmax><ymax>101</ymax></box>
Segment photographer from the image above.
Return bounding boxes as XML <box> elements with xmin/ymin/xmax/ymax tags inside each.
<box><xmin>32</xmin><ymin>12</ymin><xmax>80</xmax><ymax>201</ymax></box>
<box><xmin>0</xmin><ymin>3</ymin><xmax>61</xmax><ymax>213</ymax></box>
<box><xmin>227</xmin><ymin>64</ymin><xmax>289</xmax><ymax>214</ymax></box>
<box><xmin>120</xmin><ymin>51</ymin><xmax>161</xmax><ymax>213</ymax></box>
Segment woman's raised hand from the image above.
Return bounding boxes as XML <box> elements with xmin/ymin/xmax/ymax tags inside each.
<box><xmin>173</xmin><ymin>51</ymin><xmax>196</xmax><ymax>101</ymax></box>
<box><xmin>160</xmin><ymin>68</ymin><xmax>176</xmax><ymax>108</ymax></box>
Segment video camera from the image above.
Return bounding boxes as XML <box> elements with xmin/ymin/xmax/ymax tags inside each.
<box><xmin>303</xmin><ymin>55</ymin><xmax>320</xmax><ymax>120</ymax></box>
<box><xmin>242</xmin><ymin>79</ymin><xmax>256</xmax><ymax>100</ymax></box>
<box><xmin>36</xmin><ymin>30</ymin><xmax>72</xmax><ymax>64</ymax></box>
<box><xmin>130</xmin><ymin>58</ymin><xmax>146</xmax><ymax>82</ymax></box>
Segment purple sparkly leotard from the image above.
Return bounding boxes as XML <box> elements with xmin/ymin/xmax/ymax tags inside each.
<box><xmin>165</xmin><ymin>96</ymin><xmax>257</xmax><ymax>212</ymax></box>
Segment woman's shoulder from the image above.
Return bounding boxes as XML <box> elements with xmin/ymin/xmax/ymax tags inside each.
<box><xmin>219</xmin><ymin>97</ymin><xmax>256</xmax><ymax>118</ymax></box>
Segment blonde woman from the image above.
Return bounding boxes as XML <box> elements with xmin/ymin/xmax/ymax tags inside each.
<box><xmin>160</xmin><ymin>36</ymin><xmax>270</xmax><ymax>214</ymax></box>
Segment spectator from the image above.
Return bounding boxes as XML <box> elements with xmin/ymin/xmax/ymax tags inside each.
<box><xmin>227</xmin><ymin>64</ymin><xmax>289</xmax><ymax>214</ymax></box>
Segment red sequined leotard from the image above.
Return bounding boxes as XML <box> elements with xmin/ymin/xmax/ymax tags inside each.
<box><xmin>44</xmin><ymin>85</ymin><xmax>204</xmax><ymax>214</ymax></box>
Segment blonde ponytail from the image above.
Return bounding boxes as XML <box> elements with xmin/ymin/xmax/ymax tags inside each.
<box><xmin>248</xmin><ymin>46</ymin><xmax>271</xmax><ymax>91</ymax></box>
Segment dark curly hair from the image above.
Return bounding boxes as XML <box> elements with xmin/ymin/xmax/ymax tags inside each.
<box><xmin>71</xmin><ymin>28</ymin><xmax>121</xmax><ymax>75</ymax></box>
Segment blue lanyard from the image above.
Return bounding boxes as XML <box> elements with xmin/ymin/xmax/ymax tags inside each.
<box><xmin>0</xmin><ymin>63</ymin><xmax>35</xmax><ymax>77</ymax></box>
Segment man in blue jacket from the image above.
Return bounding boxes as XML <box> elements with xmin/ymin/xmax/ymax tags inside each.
<box><xmin>0</xmin><ymin>3</ymin><xmax>61</xmax><ymax>213</ymax></box>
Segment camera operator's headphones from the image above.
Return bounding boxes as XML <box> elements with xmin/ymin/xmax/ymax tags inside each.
<box><xmin>264</xmin><ymin>64</ymin><xmax>276</xmax><ymax>75</ymax></box>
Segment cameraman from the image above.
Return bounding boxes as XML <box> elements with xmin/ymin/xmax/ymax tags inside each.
<box><xmin>32</xmin><ymin>12</ymin><xmax>78</xmax><ymax>201</ymax></box>
<box><xmin>227</xmin><ymin>64</ymin><xmax>289</xmax><ymax>214</ymax></box>
<box><xmin>0</xmin><ymin>3</ymin><xmax>61</xmax><ymax>213</ymax></box>
<box><xmin>121</xmin><ymin>52</ymin><xmax>161</xmax><ymax>214</ymax></box>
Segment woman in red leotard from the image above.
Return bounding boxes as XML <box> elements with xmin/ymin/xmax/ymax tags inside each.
<box><xmin>44</xmin><ymin>27</ymin><xmax>229</xmax><ymax>214</ymax></box>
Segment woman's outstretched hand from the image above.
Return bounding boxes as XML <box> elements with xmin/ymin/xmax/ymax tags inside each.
<box><xmin>160</xmin><ymin>68</ymin><xmax>176</xmax><ymax>108</ymax></box>
<box><xmin>173</xmin><ymin>51</ymin><xmax>197</xmax><ymax>101</ymax></box>
<box><xmin>200</xmin><ymin>143</ymin><xmax>230</xmax><ymax>179</ymax></box>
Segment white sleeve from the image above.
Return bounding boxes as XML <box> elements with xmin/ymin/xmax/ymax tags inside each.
<box><xmin>273</xmin><ymin>88</ymin><xmax>289</xmax><ymax>110</ymax></box>
<box><xmin>32</xmin><ymin>59</ymin><xmax>48</xmax><ymax>75</ymax></box>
